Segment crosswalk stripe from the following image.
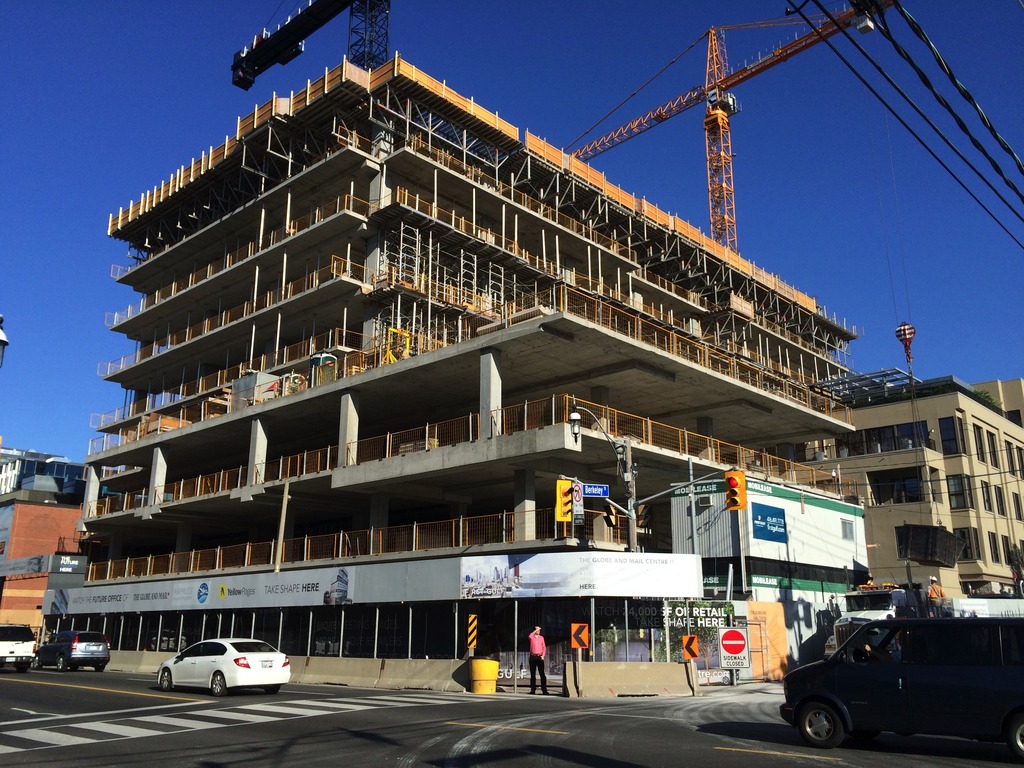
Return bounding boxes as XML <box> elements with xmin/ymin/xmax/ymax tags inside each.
<box><xmin>133</xmin><ymin>714</ymin><xmax>226</xmax><ymax>730</ymax></box>
<box><xmin>0</xmin><ymin>692</ymin><xmax>500</xmax><ymax>753</ymax></box>
<box><xmin>195</xmin><ymin>709</ymin><xmax>281</xmax><ymax>723</ymax></box>
<box><xmin>5</xmin><ymin>728</ymin><xmax>97</xmax><ymax>746</ymax></box>
<box><xmin>240</xmin><ymin>699</ymin><xmax>374</xmax><ymax>712</ymax></box>
<box><xmin>230</xmin><ymin>703</ymin><xmax>341</xmax><ymax>716</ymax></box>
<box><xmin>71</xmin><ymin>722</ymin><xmax>166</xmax><ymax>738</ymax></box>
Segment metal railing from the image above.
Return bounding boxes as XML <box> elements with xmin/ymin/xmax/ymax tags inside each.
<box><xmin>85</xmin><ymin>507</ymin><xmax>615</xmax><ymax>582</ymax></box>
<box><xmin>87</xmin><ymin>393</ymin><xmax>847</xmax><ymax>519</ymax></box>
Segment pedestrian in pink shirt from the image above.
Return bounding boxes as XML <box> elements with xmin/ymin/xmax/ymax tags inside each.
<box><xmin>528</xmin><ymin>626</ymin><xmax>548</xmax><ymax>695</ymax></box>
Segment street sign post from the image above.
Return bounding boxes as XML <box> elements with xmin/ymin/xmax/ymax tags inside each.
<box><xmin>718</xmin><ymin>627</ymin><xmax>750</xmax><ymax>668</ymax></box>
<box><xmin>582</xmin><ymin>484</ymin><xmax>610</xmax><ymax>497</ymax></box>
<box><xmin>571</xmin><ymin>482</ymin><xmax>584</xmax><ymax>526</ymax></box>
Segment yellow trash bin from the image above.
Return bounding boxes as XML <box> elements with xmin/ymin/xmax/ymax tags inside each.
<box><xmin>468</xmin><ymin>658</ymin><xmax>499</xmax><ymax>694</ymax></box>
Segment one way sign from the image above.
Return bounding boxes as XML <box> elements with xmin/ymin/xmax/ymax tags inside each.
<box><xmin>571</xmin><ymin>622</ymin><xmax>590</xmax><ymax>649</ymax></box>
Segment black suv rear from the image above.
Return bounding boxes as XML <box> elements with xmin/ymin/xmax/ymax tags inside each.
<box><xmin>33</xmin><ymin>630</ymin><xmax>110</xmax><ymax>672</ymax></box>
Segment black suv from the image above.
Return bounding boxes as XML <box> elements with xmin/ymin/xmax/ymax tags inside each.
<box><xmin>32</xmin><ymin>630</ymin><xmax>110</xmax><ymax>672</ymax></box>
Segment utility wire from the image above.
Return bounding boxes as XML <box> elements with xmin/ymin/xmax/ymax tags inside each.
<box><xmin>791</xmin><ymin>1</ymin><xmax>1024</xmax><ymax>249</ymax></box>
<box><xmin>811</xmin><ymin>0</ymin><xmax>1024</xmax><ymax>227</ymax></box>
<box><xmin>870</xmin><ymin>3</ymin><xmax>1024</xmax><ymax>211</ymax></box>
<box><xmin>891</xmin><ymin>0</ymin><xmax>1024</xmax><ymax>180</ymax></box>
<box><xmin>565</xmin><ymin>34</ymin><xmax>706</xmax><ymax>152</ymax></box>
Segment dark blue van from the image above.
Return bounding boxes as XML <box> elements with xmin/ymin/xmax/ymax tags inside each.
<box><xmin>780</xmin><ymin>617</ymin><xmax>1024</xmax><ymax>761</ymax></box>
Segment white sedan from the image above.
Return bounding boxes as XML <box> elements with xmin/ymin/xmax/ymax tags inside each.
<box><xmin>158</xmin><ymin>638</ymin><xmax>290</xmax><ymax>696</ymax></box>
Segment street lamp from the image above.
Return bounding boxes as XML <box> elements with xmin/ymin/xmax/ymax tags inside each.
<box><xmin>569</xmin><ymin>402</ymin><xmax>638</xmax><ymax>552</ymax></box>
<box><xmin>0</xmin><ymin>315</ymin><xmax>8</xmax><ymax>368</ymax></box>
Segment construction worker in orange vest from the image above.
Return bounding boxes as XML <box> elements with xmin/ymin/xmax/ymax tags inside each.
<box><xmin>928</xmin><ymin>576</ymin><xmax>947</xmax><ymax>617</ymax></box>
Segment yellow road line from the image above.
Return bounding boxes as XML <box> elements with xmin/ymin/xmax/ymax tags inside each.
<box><xmin>0</xmin><ymin>677</ymin><xmax>205</xmax><ymax>702</ymax></box>
<box><xmin>448</xmin><ymin>721</ymin><xmax>569</xmax><ymax>735</ymax></box>
<box><xmin>715</xmin><ymin>746</ymin><xmax>843</xmax><ymax>760</ymax></box>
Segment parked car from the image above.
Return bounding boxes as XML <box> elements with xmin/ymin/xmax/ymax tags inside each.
<box><xmin>780</xmin><ymin>617</ymin><xmax>1024</xmax><ymax>762</ymax></box>
<box><xmin>32</xmin><ymin>630</ymin><xmax>110</xmax><ymax>672</ymax></box>
<box><xmin>157</xmin><ymin>638</ymin><xmax>290</xmax><ymax>696</ymax></box>
<box><xmin>0</xmin><ymin>624</ymin><xmax>36</xmax><ymax>673</ymax></box>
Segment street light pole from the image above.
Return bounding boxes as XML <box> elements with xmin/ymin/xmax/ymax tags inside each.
<box><xmin>569</xmin><ymin>403</ymin><xmax>638</xmax><ymax>552</ymax></box>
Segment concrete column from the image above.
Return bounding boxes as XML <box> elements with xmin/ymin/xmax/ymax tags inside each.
<box><xmin>107</xmin><ymin>533</ymin><xmax>123</xmax><ymax>560</ymax></box>
<box><xmin>480</xmin><ymin>348</ymin><xmax>502</xmax><ymax>439</ymax></box>
<box><xmin>368</xmin><ymin>493</ymin><xmax>389</xmax><ymax>529</ymax></box>
<box><xmin>83</xmin><ymin>465</ymin><xmax>100</xmax><ymax>515</ymax></box>
<box><xmin>513</xmin><ymin>468</ymin><xmax>537</xmax><ymax>541</ymax></box>
<box><xmin>148</xmin><ymin>447</ymin><xmax>168</xmax><ymax>506</ymax></box>
<box><xmin>697</xmin><ymin>416</ymin><xmax>713</xmax><ymax>438</ymax></box>
<box><xmin>339</xmin><ymin>390</ymin><xmax>360</xmax><ymax>466</ymax></box>
<box><xmin>248</xmin><ymin>418</ymin><xmax>268</xmax><ymax>485</ymax></box>
<box><xmin>175</xmin><ymin>523</ymin><xmax>192</xmax><ymax>553</ymax></box>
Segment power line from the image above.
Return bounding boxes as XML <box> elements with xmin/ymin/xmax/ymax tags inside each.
<box><xmin>791</xmin><ymin>1</ymin><xmax>1024</xmax><ymax>249</ymax></box>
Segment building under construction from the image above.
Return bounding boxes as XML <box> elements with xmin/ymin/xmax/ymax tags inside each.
<box><xmin>66</xmin><ymin>53</ymin><xmax>864</xmax><ymax>669</ymax></box>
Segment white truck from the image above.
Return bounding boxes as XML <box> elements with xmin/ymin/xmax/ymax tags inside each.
<box><xmin>825</xmin><ymin>583</ymin><xmax>914</xmax><ymax>656</ymax></box>
<box><xmin>0</xmin><ymin>624</ymin><xmax>36</xmax><ymax>673</ymax></box>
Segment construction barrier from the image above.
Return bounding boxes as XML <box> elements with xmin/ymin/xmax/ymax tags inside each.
<box><xmin>563</xmin><ymin>661</ymin><xmax>698</xmax><ymax>698</ymax></box>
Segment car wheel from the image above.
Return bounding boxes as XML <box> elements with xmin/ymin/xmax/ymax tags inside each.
<box><xmin>1005</xmin><ymin>712</ymin><xmax>1024</xmax><ymax>762</ymax></box>
<box><xmin>30</xmin><ymin>656</ymin><xmax>42</xmax><ymax>670</ymax></box>
<box><xmin>15</xmin><ymin>664</ymin><xmax>30</xmax><ymax>674</ymax></box>
<box><xmin>263</xmin><ymin>685</ymin><xmax>281</xmax><ymax>694</ymax></box>
<box><xmin>210</xmin><ymin>671</ymin><xmax>228</xmax><ymax>697</ymax></box>
<box><xmin>56</xmin><ymin>655</ymin><xmax>69</xmax><ymax>672</ymax></box>
<box><xmin>796</xmin><ymin>701</ymin><xmax>846</xmax><ymax>749</ymax></box>
<box><xmin>158</xmin><ymin>668</ymin><xmax>174</xmax><ymax>692</ymax></box>
<box><xmin>94</xmin><ymin>664</ymin><xmax>106</xmax><ymax>672</ymax></box>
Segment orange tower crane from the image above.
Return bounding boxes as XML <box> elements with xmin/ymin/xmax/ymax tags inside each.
<box><xmin>572</xmin><ymin>5</ymin><xmax>881</xmax><ymax>253</ymax></box>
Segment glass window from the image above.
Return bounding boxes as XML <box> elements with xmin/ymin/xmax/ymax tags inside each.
<box><xmin>841</xmin><ymin>519</ymin><xmax>854</xmax><ymax>541</ymax></box>
<box><xmin>939</xmin><ymin>417</ymin><xmax>963</xmax><ymax>455</ymax></box>
<box><xmin>1003</xmin><ymin>535</ymin><xmax>1013</xmax><ymax>566</ymax></box>
<box><xmin>908</xmin><ymin>624</ymin><xmax>998</xmax><ymax>666</ymax></box>
<box><xmin>974</xmin><ymin>425</ymin><xmax>986</xmax><ymax>463</ymax></box>
<box><xmin>1014</xmin><ymin>492</ymin><xmax>1022</xmax><ymax>521</ymax></box>
<box><xmin>954</xmin><ymin>527</ymin><xmax>978</xmax><ymax>560</ymax></box>
<box><xmin>996</xmin><ymin>486</ymin><xmax>1007</xmax><ymax>516</ymax></box>
<box><xmin>990</xmin><ymin>531</ymin><xmax>1001</xmax><ymax>563</ymax></box>
<box><xmin>1007</xmin><ymin>441</ymin><xmax>1017</xmax><ymax>477</ymax></box>
<box><xmin>988</xmin><ymin>432</ymin><xmax>999</xmax><ymax>468</ymax></box>
<box><xmin>981</xmin><ymin>481</ymin><xmax>993</xmax><ymax>512</ymax></box>
<box><xmin>1001</xmin><ymin>625</ymin><xmax>1024</xmax><ymax>665</ymax></box>
<box><xmin>947</xmin><ymin>475</ymin><xmax>974</xmax><ymax>509</ymax></box>
<box><xmin>1018</xmin><ymin>447</ymin><xmax>1024</xmax><ymax>477</ymax></box>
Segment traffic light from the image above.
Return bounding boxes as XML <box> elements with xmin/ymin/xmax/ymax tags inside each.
<box><xmin>555</xmin><ymin>479</ymin><xmax>574</xmax><ymax>522</ymax></box>
<box><xmin>724</xmin><ymin>470</ymin><xmax>747</xmax><ymax>511</ymax></box>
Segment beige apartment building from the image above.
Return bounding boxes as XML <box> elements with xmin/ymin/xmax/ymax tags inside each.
<box><xmin>810</xmin><ymin>372</ymin><xmax>1024</xmax><ymax>597</ymax></box>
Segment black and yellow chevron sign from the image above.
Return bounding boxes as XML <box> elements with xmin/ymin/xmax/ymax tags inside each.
<box><xmin>467</xmin><ymin>613</ymin><xmax>478</xmax><ymax>649</ymax></box>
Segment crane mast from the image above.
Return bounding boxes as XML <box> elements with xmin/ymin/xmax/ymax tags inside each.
<box><xmin>572</xmin><ymin>5</ymin><xmax>879</xmax><ymax>252</ymax></box>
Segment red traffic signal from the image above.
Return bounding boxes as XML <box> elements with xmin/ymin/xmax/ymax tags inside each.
<box><xmin>724</xmin><ymin>470</ymin><xmax>747</xmax><ymax>511</ymax></box>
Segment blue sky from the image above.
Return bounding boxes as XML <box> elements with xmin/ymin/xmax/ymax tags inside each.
<box><xmin>1</xmin><ymin>1</ymin><xmax>1022</xmax><ymax>462</ymax></box>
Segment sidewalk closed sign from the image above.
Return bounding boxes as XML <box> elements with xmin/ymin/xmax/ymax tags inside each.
<box><xmin>718</xmin><ymin>627</ymin><xmax>750</xmax><ymax>668</ymax></box>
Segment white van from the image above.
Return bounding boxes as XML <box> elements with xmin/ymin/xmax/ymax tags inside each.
<box><xmin>0</xmin><ymin>624</ymin><xmax>36</xmax><ymax>673</ymax></box>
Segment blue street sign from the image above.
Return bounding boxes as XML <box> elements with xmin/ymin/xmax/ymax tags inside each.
<box><xmin>582</xmin><ymin>484</ymin><xmax>610</xmax><ymax>497</ymax></box>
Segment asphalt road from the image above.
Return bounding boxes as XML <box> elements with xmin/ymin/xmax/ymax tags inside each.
<box><xmin>0</xmin><ymin>667</ymin><xmax>1015</xmax><ymax>767</ymax></box>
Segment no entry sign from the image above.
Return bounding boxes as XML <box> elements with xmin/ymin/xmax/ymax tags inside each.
<box><xmin>718</xmin><ymin>627</ymin><xmax>750</xmax><ymax>668</ymax></box>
